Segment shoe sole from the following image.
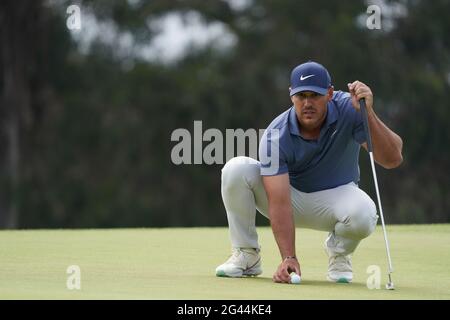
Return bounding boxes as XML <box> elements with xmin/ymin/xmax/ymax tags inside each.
<box><xmin>216</xmin><ymin>260</ymin><xmax>262</xmax><ymax>278</ymax></box>
<box><xmin>216</xmin><ymin>269</ymin><xmax>262</xmax><ymax>278</ymax></box>
<box><xmin>327</xmin><ymin>275</ymin><xmax>352</xmax><ymax>283</ymax></box>
<box><xmin>216</xmin><ymin>266</ymin><xmax>262</xmax><ymax>277</ymax></box>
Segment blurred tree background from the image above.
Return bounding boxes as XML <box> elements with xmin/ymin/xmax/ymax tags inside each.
<box><xmin>0</xmin><ymin>0</ymin><xmax>449</xmax><ymax>229</ymax></box>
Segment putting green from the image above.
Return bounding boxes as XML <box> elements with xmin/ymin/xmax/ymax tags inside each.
<box><xmin>0</xmin><ymin>224</ymin><xmax>449</xmax><ymax>299</ymax></box>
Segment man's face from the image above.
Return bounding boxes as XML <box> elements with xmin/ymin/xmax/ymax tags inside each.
<box><xmin>291</xmin><ymin>88</ymin><xmax>333</xmax><ymax>132</ymax></box>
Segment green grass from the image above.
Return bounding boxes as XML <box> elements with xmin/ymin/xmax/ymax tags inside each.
<box><xmin>0</xmin><ymin>224</ymin><xmax>449</xmax><ymax>299</ymax></box>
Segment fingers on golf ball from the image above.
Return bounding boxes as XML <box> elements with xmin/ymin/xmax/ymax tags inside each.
<box><xmin>290</xmin><ymin>272</ymin><xmax>301</xmax><ymax>284</ymax></box>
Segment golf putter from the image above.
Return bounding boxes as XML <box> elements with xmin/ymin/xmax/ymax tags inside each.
<box><xmin>359</xmin><ymin>98</ymin><xmax>395</xmax><ymax>290</ymax></box>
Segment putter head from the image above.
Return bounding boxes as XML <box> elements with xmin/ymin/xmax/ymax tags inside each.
<box><xmin>385</xmin><ymin>282</ymin><xmax>395</xmax><ymax>290</ymax></box>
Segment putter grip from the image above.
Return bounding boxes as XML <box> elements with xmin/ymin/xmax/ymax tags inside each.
<box><xmin>359</xmin><ymin>98</ymin><xmax>373</xmax><ymax>152</ymax></box>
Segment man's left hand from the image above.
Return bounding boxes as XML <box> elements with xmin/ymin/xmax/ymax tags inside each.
<box><xmin>347</xmin><ymin>81</ymin><xmax>374</xmax><ymax>113</ymax></box>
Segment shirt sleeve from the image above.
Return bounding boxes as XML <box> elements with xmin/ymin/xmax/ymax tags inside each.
<box><xmin>259</xmin><ymin>128</ymin><xmax>289</xmax><ymax>176</ymax></box>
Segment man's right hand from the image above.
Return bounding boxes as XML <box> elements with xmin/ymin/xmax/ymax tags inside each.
<box><xmin>272</xmin><ymin>257</ymin><xmax>301</xmax><ymax>283</ymax></box>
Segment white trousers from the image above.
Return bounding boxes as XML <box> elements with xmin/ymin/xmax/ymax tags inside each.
<box><xmin>221</xmin><ymin>157</ymin><xmax>379</xmax><ymax>256</ymax></box>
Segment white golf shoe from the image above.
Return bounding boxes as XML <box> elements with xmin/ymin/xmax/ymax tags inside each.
<box><xmin>215</xmin><ymin>248</ymin><xmax>262</xmax><ymax>277</ymax></box>
<box><xmin>324</xmin><ymin>238</ymin><xmax>353</xmax><ymax>283</ymax></box>
<box><xmin>327</xmin><ymin>254</ymin><xmax>353</xmax><ymax>283</ymax></box>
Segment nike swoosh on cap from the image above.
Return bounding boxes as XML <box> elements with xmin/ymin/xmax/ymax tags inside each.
<box><xmin>300</xmin><ymin>74</ymin><xmax>315</xmax><ymax>81</ymax></box>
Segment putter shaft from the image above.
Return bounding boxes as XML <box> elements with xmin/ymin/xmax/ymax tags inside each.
<box><xmin>359</xmin><ymin>99</ymin><xmax>394</xmax><ymax>283</ymax></box>
<box><xmin>368</xmin><ymin>151</ymin><xmax>394</xmax><ymax>274</ymax></box>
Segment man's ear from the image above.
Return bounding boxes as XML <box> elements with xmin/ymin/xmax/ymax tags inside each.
<box><xmin>289</xmin><ymin>87</ymin><xmax>294</xmax><ymax>103</ymax></box>
<box><xmin>327</xmin><ymin>86</ymin><xmax>334</xmax><ymax>100</ymax></box>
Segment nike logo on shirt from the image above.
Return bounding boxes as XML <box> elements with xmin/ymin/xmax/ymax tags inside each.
<box><xmin>300</xmin><ymin>74</ymin><xmax>315</xmax><ymax>81</ymax></box>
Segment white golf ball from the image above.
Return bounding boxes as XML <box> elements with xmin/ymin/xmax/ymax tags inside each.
<box><xmin>290</xmin><ymin>272</ymin><xmax>301</xmax><ymax>284</ymax></box>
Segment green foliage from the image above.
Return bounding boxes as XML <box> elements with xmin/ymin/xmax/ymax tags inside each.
<box><xmin>1</xmin><ymin>0</ymin><xmax>449</xmax><ymax>227</ymax></box>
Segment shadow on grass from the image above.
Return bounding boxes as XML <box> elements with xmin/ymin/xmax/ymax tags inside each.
<box><xmin>236</xmin><ymin>276</ymin><xmax>369</xmax><ymax>289</ymax></box>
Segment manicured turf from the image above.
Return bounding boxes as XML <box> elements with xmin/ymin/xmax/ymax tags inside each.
<box><xmin>0</xmin><ymin>224</ymin><xmax>449</xmax><ymax>299</ymax></box>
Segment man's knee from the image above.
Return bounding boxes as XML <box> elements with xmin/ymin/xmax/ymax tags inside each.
<box><xmin>341</xmin><ymin>197</ymin><xmax>378</xmax><ymax>239</ymax></box>
<box><xmin>221</xmin><ymin>156</ymin><xmax>260</xmax><ymax>191</ymax></box>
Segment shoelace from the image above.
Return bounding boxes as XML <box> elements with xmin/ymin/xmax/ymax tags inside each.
<box><xmin>227</xmin><ymin>248</ymin><xmax>255</xmax><ymax>264</ymax></box>
<box><xmin>330</xmin><ymin>256</ymin><xmax>351</xmax><ymax>271</ymax></box>
<box><xmin>225</xmin><ymin>249</ymin><xmax>242</xmax><ymax>263</ymax></box>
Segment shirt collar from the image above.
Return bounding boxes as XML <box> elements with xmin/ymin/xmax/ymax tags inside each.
<box><xmin>289</xmin><ymin>102</ymin><xmax>338</xmax><ymax>137</ymax></box>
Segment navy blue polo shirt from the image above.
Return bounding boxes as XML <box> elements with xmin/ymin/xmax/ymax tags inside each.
<box><xmin>259</xmin><ymin>91</ymin><xmax>366</xmax><ymax>193</ymax></box>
